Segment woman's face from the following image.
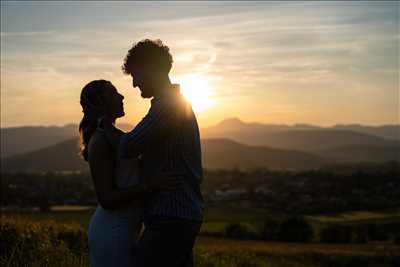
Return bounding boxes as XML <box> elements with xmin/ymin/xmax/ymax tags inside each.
<box><xmin>103</xmin><ymin>83</ymin><xmax>125</xmax><ymax>119</ymax></box>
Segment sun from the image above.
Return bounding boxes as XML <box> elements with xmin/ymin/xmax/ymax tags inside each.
<box><xmin>177</xmin><ymin>74</ymin><xmax>215</xmax><ymax>112</ymax></box>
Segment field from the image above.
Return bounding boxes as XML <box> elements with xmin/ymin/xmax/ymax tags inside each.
<box><xmin>2</xmin><ymin>206</ymin><xmax>400</xmax><ymax>267</ymax></box>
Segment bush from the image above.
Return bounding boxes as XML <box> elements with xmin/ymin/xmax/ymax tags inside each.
<box><xmin>319</xmin><ymin>223</ymin><xmax>393</xmax><ymax>244</ymax></box>
<box><xmin>57</xmin><ymin>224</ymin><xmax>88</xmax><ymax>254</ymax></box>
<box><xmin>366</xmin><ymin>224</ymin><xmax>389</xmax><ymax>241</ymax></box>
<box><xmin>225</xmin><ymin>223</ymin><xmax>259</xmax><ymax>240</ymax></box>
<box><xmin>350</xmin><ymin>225</ymin><xmax>368</xmax><ymax>244</ymax></box>
<box><xmin>394</xmin><ymin>235</ymin><xmax>400</xmax><ymax>245</ymax></box>
<box><xmin>261</xmin><ymin>218</ymin><xmax>280</xmax><ymax>241</ymax></box>
<box><xmin>261</xmin><ymin>216</ymin><xmax>314</xmax><ymax>243</ymax></box>
<box><xmin>320</xmin><ymin>225</ymin><xmax>352</xmax><ymax>243</ymax></box>
<box><xmin>278</xmin><ymin>216</ymin><xmax>314</xmax><ymax>243</ymax></box>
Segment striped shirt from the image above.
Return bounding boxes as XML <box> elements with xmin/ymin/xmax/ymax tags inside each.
<box><xmin>119</xmin><ymin>84</ymin><xmax>204</xmax><ymax>222</ymax></box>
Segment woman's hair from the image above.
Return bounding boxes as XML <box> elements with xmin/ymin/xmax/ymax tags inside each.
<box><xmin>79</xmin><ymin>79</ymin><xmax>111</xmax><ymax>161</ymax></box>
<box><xmin>122</xmin><ymin>39</ymin><xmax>173</xmax><ymax>75</ymax></box>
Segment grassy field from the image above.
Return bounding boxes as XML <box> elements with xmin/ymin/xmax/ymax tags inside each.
<box><xmin>2</xmin><ymin>205</ymin><xmax>271</xmax><ymax>230</ymax></box>
<box><xmin>4</xmin><ymin>206</ymin><xmax>400</xmax><ymax>234</ymax></box>
<box><xmin>2</xmin><ymin>207</ymin><xmax>400</xmax><ymax>267</ymax></box>
<box><xmin>306</xmin><ymin>210</ymin><xmax>400</xmax><ymax>224</ymax></box>
<box><xmin>196</xmin><ymin>237</ymin><xmax>399</xmax><ymax>266</ymax></box>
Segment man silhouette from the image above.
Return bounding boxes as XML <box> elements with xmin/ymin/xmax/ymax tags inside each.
<box><xmin>103</xmin><ymin>39</ymin><xmax>203</xmax><ymax>267</ymax></box>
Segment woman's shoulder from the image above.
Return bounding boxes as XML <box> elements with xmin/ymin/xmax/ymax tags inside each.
<box><xmin>88</xmin><ymin>130</ymin><xmax>112</xmax><ymax>158</ymax></box>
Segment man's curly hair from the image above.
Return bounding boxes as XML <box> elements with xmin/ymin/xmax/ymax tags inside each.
<box><xmin>122</xmin><ymin>39</ymin><xmax>173</xmax><ymax>75</ymax></box>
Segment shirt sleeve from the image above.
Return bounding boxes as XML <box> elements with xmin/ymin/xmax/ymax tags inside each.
<box><xmin>119</xmin><ymin>99</ymin><xmax>180</xmax><ymax>158</ymax></box>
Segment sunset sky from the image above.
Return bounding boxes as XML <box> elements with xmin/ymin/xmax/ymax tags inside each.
<box><xmin>1</xmin><ymin>1</ymin><xmax>398</xmax><ymax>128</ymax></box>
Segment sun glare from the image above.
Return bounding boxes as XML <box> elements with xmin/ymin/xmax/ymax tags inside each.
<box><xmin>177</xmin><ymin>74</ymin><xmax>215</xmax><ymax>112</ymax></box>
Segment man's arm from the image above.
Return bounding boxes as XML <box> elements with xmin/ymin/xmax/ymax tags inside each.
<box><xmin>88</xmin><ymin>134</ymin><xmax>147</xmax><ymax>210</ymax></box>
<box><xmin>99</xmin><ymin>119</ymin><xmax>124</xmax><ymax>150</ymax></box>
<box><xmin>119</xmin><ymin>100</ymin><xmax>180</xmax><ymax>158</ymax></box>
<box><xmin>88</xmin><ymin>134</ymin><xmax>184</xmax><ymax>210</ymax></box>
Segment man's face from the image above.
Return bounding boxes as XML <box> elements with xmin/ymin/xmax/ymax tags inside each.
<box><xmin>131</xmin><ymin>69</ymin><xmax>154</xmax><ymax>98</ymax></box>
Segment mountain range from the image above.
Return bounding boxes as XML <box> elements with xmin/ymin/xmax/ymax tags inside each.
<box><xmin>1</xmin><ymin>118</ymin><xmax>398</xmax><ymax>172</ymax></box>
<box><xmin>2</xmin><ymin>138</ymin><xmax>332</xmax><ymax>172</ymax></box>
<box><xmin>0</xmin><ymin>123</ymin><xmax>132</xmax><ymax>158</ymax></box>
<box><xmin>1</xmin><ymin>124</ymin><xmax>79</xmax><ymax>158</ymax></box>
<box><xmin>201</xmin><ymin>118</ymin><xmax>399</xmax><ymax>150</ymax></box>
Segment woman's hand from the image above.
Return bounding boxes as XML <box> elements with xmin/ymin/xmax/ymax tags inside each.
<box><xmin>146</xmin><ymin>171</ymin><xmax>185</xmax><ymax>191</ymax></box>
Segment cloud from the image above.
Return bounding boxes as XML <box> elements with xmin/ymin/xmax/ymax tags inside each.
<box><xmin>0</xmin><ymin>31</ymin><xmax>56</xmax><ymax>37</ymax></box>
<box><xmin>1</xmin><ymin>2</ymin><xmax>398</xmax><ymax>127</ymax></box>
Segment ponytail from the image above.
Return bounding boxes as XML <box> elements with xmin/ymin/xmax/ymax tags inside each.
<box><xmin>78</xmin><ymin>80</ymin><xmax>110</xmax><ymax>161</ymax></box>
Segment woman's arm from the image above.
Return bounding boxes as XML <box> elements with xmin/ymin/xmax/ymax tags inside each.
<box><xmin>88</xmin><ymin>134</ymin><xmax>145</xmax><ymax>209</ymax></box>
<box><xmin>88</xmin><ymin>134</ymin><xmax>181</xmax><ymax>210</ymax></box>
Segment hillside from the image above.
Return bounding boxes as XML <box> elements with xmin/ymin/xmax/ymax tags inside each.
<box><xmin>202</xmin><ymin>118</ymin><xmax>399</xmax><ymax>151</ymax></box>
<box><xmin>2</xmin><ymin>139</ymin><xmax>89</xmax><ymax>172</ymax></box>
<box><xmin>333</xmin><ymin>124</ymin><xmax>400</xmax><ymax>141</ymax></box>
<box><xmin>2</xmin><ymin>138</ymin><xmax>330</xmax><ymax>172</ymax></box>
<box><xmin>317</xmin><ymin>144</ymin><xmax>400</xmax><ymax>163</ymax></box>
<box><xmin>1</xmin><ymin>119</ymin><xmax>398</xmax><ymax>169</ymax></box>
<box><xmin>0</xmin><ymin>125</ymin><xmax>79</xmax><ymax>158</ymax></box>
<box><xmin>201</xmin><ymin>138</ymin><xmax>328</xmax><ymax>170</ymax></box>
<box><xmin>0</xmin><ymin>123</ymin><xmax>133</xmax><ymax>158</ymax></box>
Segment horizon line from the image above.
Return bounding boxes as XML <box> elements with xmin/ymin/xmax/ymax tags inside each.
<box><xmin>1</xmin><ymin>118</ymin><xmax>399</xmax><ymax>130</ymax></box>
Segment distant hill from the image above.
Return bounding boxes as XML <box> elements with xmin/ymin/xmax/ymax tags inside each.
<box><xmin>0</xmin><ymin>124</ymin><xmax>79</xmax><ymax>158</ymax></box>
<box><xmin>206</xmin><ymin>118</ymin><xmax>400</xmax><ymax>140</ymax></box>
<box><xmin>204</xmin><ymin>117</ymin><xmax>320</xmax><ymax>135</ymax></box>
<box><xmin>2</xmin><ymin>138</ymin><xmax>330</xmax><ymax>172</ymax></box>
<box><xmin>1</xmin><ymin>139</ymin><xmax>88</xmax><ymax>172</ymax></box>
<box><xmin>0</xmin><ymin>123</ymin><xmax>133</xmax><ymax>158</ymax></box>
<box><xmin>1</xmin><ymin>119</ymin><xmax>398</xmax><ymax>160</ymax></box>
<box><xmin>201</xmin><ymin>138</ymin><xmax>328</xmax><ymax>170</ymax></box>
<box><xmin>317</xmin><ymin>144</ymin><xmax>400</xmax><ymax>163</ymax></box>
<box><xmin>202</xmin><ymin>118</ymin><xmax>400</xmax><ymax>151</ymax></box>
<box><xmin>333</xmin><ymin>124</ymin><xmax>400</xmax><ymax>141</ymax></box>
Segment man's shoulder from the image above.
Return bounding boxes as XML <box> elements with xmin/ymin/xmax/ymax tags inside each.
<box><xmin>150</xmin><ymin>94</ymin><xmax>187</xmax><ymax>112</ymax></box>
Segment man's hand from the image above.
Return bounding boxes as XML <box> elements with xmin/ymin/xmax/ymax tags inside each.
<box><xmin>99</xmin><ymin>115</ymin><xmax>114</xmax><ymax>130</ymax></box>
<box><xmin>99</xmin><ymin>115</ymin><xmax>124</xmax><ymax>150</ymax></box>
<box><xmin>146</xmin><ymin>171</ymin><xmax>185</xmax><ymax>191</ymax></box>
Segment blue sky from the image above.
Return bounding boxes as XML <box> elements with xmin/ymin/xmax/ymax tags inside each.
<box><xmin>1</xmin><ymin>1</ymin><xmax>398</xmax><ymax>128</ymax></box>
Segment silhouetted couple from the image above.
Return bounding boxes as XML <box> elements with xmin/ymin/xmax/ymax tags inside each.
<box><xmin>79</xmin><ymin>39</ymin><xmax>204</xmax><ymax>267</ymax></box>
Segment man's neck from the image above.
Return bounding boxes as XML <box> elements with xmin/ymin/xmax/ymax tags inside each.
<box><xmin>153</xmin><ymin>77</ymin><xmax>178</xmax><ymax>99</ymax></box>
